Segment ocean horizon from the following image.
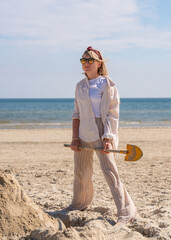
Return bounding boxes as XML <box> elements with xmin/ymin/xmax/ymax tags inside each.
<box><xmin>0</xmin><ymin>98</ymin><xmax>171</xmax><ymax>129</ymax></box>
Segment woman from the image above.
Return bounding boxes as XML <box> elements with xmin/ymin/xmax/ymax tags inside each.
<box><xmin>69</xmin><ymin>46</ymin><xmax>136</xmax><ymax>224</ymax></box>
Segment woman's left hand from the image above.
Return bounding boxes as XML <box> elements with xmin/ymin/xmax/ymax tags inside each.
<box><xmin>101</xmin><ymin>138</ymin><xmax>113</xmax><ymax>154</ymax></box>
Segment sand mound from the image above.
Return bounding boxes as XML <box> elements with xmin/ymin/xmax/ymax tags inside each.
<box><xmin>0</xmin><ymin>170</ymin><xmax>65</xmax><ymax>240</ymax></box>
<box><xmin>44</xmin><ymin>210</ymin><xmax>148</xmax><ymax>240</ymax></box>
<box><xmin>0</xmin><ymin>170</ymin><xmax>170</xmax><ymax>240</ymax></box>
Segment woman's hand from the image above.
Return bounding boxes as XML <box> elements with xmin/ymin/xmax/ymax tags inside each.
<box><xmin>70</xmin><ymin>138</ymin><xmax>81</xmax><ymax>152</ymax></box>
<box><xmin>101</xmin><ymin>138</ymin><xmax>113</xmax><ymax>154</ymax></box>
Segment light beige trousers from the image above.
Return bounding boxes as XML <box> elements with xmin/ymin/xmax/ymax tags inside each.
<box><xmin>70</xmin><ymin>118</ymin><xmax>136</xmax><ymax>223</ymax></box>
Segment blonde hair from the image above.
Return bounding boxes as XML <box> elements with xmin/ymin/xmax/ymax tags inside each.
<box><xmin>82</xmin><ymin>48</ymin><xmax>108</xmax><ymax>76</ymax></box>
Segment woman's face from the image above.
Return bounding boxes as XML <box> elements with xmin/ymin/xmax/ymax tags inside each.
<box><xmin>81</xmin><ymin>54</ymin><xmax>101</xmax><ymax>77</ymax></box>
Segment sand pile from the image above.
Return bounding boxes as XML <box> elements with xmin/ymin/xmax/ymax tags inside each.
<box><xmin>0</xmin><ymin>170</ymin><xmax>162</xmax><ymax>240</ymax></box>
<box><xmin>0</xmin><ymin>170</ymin><xmax>65</xmax><ymax>240</ymax></box>
<box><xmin>45</xmin><ymin>208</ymin><xmax>170</xmax><ymax>240</ymax></box>
<box><xmin>0</xmin><ymin>168</ymin><xmax>160</xmax><ymax>240</ymax></box>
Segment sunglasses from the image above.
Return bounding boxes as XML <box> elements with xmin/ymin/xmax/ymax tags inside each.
<box><xmin>80</xmin><ymin>58</ymin><xmax>95</xmax><ymax>64</ymax></box>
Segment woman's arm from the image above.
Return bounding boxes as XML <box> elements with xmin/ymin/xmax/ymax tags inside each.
<box><xmin>71</xmin><ymin>119</ymin><xmax>80</xmax><ymax>152</ymax></box>
<box><xmin>72</xmin><ymin>119</ymin><xmax>80</xmax><ymax>139</ymax></box>
<box><xmin>71</xmin><ymin>85</ymin><xmax>81</xmax><ymax>151</ymax></box>
<box><xmin>102</xmin><ymin>85</ymin><xmax>120</xmax><ymax>153</ymax></box>
<box><xmin>101</xmin><ymin>138</ymin><xmax>113</xmax><ymax>154</ymax></box>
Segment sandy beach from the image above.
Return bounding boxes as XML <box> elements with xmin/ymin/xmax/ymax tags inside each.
<box><xmin>0</xmin><ymin>127</ymin><xmax>171</xmax><ymax>239</ymax></box>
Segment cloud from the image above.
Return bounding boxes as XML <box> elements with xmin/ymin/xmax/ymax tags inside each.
<box><xmin>0</xmin><ymin>0</ymin><xmax>171</xmax><ymax>51</ymax></box>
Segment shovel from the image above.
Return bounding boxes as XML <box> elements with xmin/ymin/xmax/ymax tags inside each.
<box><xmin>64</xmin><ymin>144</ymin><xmax>143</xmax><ymax>161</ymax></box>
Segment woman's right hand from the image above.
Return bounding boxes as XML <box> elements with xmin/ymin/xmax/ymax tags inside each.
<box><xmin>70</xmin><ymin>138</ymin><xmax>81</xmax><ymax>152</ymax></box>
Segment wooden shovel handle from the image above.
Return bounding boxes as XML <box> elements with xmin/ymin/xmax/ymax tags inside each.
<box><xmin>63</xmin><ymin>144</ymin><xmax>127</xmax><ymax>154</ymax></box>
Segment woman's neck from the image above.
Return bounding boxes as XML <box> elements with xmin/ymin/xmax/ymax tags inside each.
<box><xmin>86</xmin><ymin>73</ymin><xmax>100</xmax><ymax>80</ymax></box>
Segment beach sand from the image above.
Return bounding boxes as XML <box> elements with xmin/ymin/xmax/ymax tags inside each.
<box><xmin>0</xmin><ymin>127</ymin><xmax>170</xmax><ymax>239</ymax></box>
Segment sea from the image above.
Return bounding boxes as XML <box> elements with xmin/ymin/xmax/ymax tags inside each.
<box><xmin>0</xmin><ymin>98</ymin><xmax>171</xmax><ymax>129</ymax></box>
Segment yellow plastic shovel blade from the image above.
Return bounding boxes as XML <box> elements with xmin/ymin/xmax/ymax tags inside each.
<box><xmin>125</xmin><ymin>144</ymin><xmax>143</xmax><ymax>161</ymax></box>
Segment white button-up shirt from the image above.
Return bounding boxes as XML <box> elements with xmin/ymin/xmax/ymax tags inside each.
<box><xmin>72</xmin><ymin>76</ymin><xmax>120</xmax><ymax>150</ymax></box>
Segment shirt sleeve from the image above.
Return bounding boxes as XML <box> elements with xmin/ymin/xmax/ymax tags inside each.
<box><xmin>72</xmin><ymin>84</ymin><xmax>80</xmax><ymax>120</ymax></box>
<box><xmin>101</xmin><ymin>85</ymin><xmax>120</xmax><ymax>150</ymax></box>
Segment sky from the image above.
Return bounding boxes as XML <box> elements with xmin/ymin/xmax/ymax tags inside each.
<box><xmin>0</xmin><ymin>0</ymin><xmax>171</xmax><ymax>98</ymax></box>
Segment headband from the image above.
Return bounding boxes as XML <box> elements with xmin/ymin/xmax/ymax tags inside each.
<box><xmin>87</xmin><ymin>46</ymin><xmax>102</xmax><ymax>60</ymax></box>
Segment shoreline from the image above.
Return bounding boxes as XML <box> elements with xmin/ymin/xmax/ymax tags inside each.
<box><xmin>0</xmin><ymin>124</ymin><xmax>171</xmax><ymax>130</ymax></box>
<box><xmin>0</xmin><ymin>125</ymin><xmax>171</xmax><ymax>130</ymax></box>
